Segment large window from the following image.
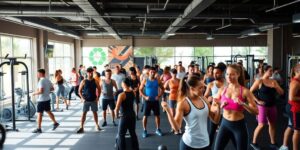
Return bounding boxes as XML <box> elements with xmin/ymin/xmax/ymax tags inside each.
<box><xmin>48</xmin><ymin>42</ymin><xmax>72</xmax><ymax>79</ymax></box>
<box><xmin>133</xmin><ymin>46</ymin><xmax>268</xmax><ymax>69</ymax></box>
<box><xmin>0</xmin><ymin>35</ymin><xmax>33</xmax><ymax>98</ymax></box>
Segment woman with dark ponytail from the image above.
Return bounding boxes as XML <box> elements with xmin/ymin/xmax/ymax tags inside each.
<box><xmin>115</xmin><ymin>78</ymin><xmax>139</xmax><ymax>150</ymax></box>
<box><xmin>161</xmin><ymin>75</ymin><xmax>221</xmax><ymax>150</ymax></box>
<box><xmin>250</xmin><ymin>65</ymin><xmax>284</xmax><ymax>149</ymax></box>
<box><xmin>213</xmin><ymin>64</ymin><xmax>258</xmax><ymax>150</ymax></box>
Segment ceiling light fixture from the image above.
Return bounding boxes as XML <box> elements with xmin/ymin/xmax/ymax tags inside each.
<box><xmin>206</xmin><ymin>34</ymin><xmax>214</xmax><ymax>40</ymax></box>
<box><xmin>167</xmin><ymin>33</ymin><xmax>176</xmax><ymax>36</ymax></box>
<box><xmin>293</xmin><ymin>13</ymin><xmax>300</xmax><ymax>23</ymax></box>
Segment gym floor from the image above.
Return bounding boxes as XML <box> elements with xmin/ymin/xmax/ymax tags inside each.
<box><xmin>2</xmin><ymin>100</ymin><xmax>291</xmax><ymax>150</ymax></box>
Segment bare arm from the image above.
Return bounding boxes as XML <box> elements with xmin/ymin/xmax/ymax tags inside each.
<box><xmin>157</xmin><ymin>79</ymin><xmax>165</xmax><ymax>98</ymax></box>
<box><xmin>139</xmin><ymin>79</ymin><xmax>148</xmax><ymax>99</ymax></box>
<box><xmin>78</xmin><ymin>80</ymin><xmax>85</xmax><ymax>101</ymax></box>
<box><xmin>202</xmin><ymin>97</ymin><xmax>221</xmax><ymax>124</ymax></box>
<box><xmin>112</xmin><ymin>80</ymin><xmax>118</xmax><ymax>92</ymax></box>
<box><xmin>161</xmin><ymin>100</ymin><xmax>185</xmax><ymax>131</ymax></box>
<box><xmin>273</xmin><ymin>80</ymin><xmax>284</xmax><ymax>95</ymax></box>
<box><xmin>204</xmin><ymin>83</ymin><xmax>212</xmax><ymax>99</ymax></box>
<box><xmin>96</xmin><ymin>81</ymin><xmax>101</xmax><ymax>101</ymax></box>
<box><xmin>115</xmin><ymin>93</ymin><xmax>125</xmax><ymax>118</ymax></box>
<box><xmin>242</xmin><ymin>89</ymin><xmax>258</xmax><ymax>115</ymax></box>
<box><xmin>289</xmin><ymin>81</ymin><xmax>300</xmax><ymax>101</ymax></box>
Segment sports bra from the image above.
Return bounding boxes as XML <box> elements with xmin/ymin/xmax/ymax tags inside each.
<box><xmin>221</xmin><ymin>86</ymin><xmax>245</xmax><ymax>112</ymax></box>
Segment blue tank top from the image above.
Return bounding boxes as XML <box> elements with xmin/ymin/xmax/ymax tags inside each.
<box><xmin>205</xmin><ymin>77</ymin><xmax>215</xmax><ymax>85</ymax></box>
<box><xmin>145</xmin><ymin>79</ymin><xmax>159</xmax><ymax>101</ymax></box>
<box><xmin>82</xmin><ymin>79</ymin><xmax>97</xmax><ymax>101</ymax></box>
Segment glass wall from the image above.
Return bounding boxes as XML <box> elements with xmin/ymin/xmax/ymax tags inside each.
<box><xmin>134</xmin><ymin>46</ymin><xmax>268</xmax><ymax>69</ymax></box>
<box><xmin>48</xmin><ymin>42</ymin><xmax>72</xmax><ymax>79</ymax></box>
<box><xmin>0</xmin><ymin>35</ymin><xmax>33</xmax><ymax>98</ymax></box>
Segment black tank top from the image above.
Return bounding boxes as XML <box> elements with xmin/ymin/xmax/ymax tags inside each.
<box><xmin>129</xmin><ymin>77</ymin><xmax>139</xmax><ymax>89</ymax></box>
<box><xmin>120</xmin><ymin>91</ymin><xmax>135</xmax><ymax>116</ymax></box>
<box><xmin>82</xmin><ymin>79</ymin><xmax>97</xmax><ymax>101</ymax></box>
<box><xmin>257</xmin><ymin>83</ymin><xmax>276</xmax><ymax>106</ymax></box>
<box><xmin>57</xmin><ymin>78</ymin><xmax>64</xmax><ymax>85</ymax></box>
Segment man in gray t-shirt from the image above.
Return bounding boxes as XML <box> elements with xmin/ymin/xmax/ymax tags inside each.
<box><xmin>32</xmin><ymin>69</ymin><xmax>59</xmax><ymax>133</ymax></box>
<box><xmin>112</xmin><ymin>66</ymin><xmax>125</xmax><ymax>101</ymax></box>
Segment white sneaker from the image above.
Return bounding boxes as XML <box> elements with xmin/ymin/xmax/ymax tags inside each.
<box><xmin>279</xmin><ymin>145</ymin><xmax>288</xmax><ymax>150</ymax></box>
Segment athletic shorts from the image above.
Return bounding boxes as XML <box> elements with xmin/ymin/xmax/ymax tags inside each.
<box><xmin>37</xmin><ymin>100</ymin><xmax>51</xmax><ymax>113</ymax></box>
<box><xmin>289</xmin><ymin>111</ymin><xmax>300</xmax><ymax>130</ymax></box>
<box><xmin>169</xmin><ymin>100</ymin><xmax>177</xmax><ymax>109</ymax></box>
<box><xmin>144</xmin><ymin>101</ymin><xmax>160</xmax><ymax>116</ymax></box>
<box><xmin>55</xmin><ymin>85</ymin><xmax>65</xmax><ymax>97</ymax></box>
<box><xmin>102</xmin><ymin>99</ymin><xmax>116</xmax><ymax>111</ymax></box>
<box><xmin>83</xmin><ymin>101</ymin><xmax>98</xmax><ymax>112</ymax></box>
<box><xmin>257</xmin><ymin>105</ymin><xmax>277</xmax><ymax>124</ymax></box>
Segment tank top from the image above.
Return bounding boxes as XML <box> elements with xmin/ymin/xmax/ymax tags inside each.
<box><xmin>221</xmin><ymin>86</ymin><xmax>245</xmax><ymax>112</ymax></box>
<box><xmin>145</xmin><ymin>79</ymin><xmax>159</xmax><ymax>101</ymax></box>
<box><xmin>57</xmin><ymin>78</ymin><xmax>64</xmax><ymax>85</ymax></box>
<box><xmin>182</xmin><ymin>97</ymin><xmax>209</xmax><ymax>148</ymax></box>
<box><xmin>101</xmin><ymin>79</ymin><xmax>114</xmax><ymax>100</ymax></box>
<box><xmin>120</xmin><ymin>91</ymin><xmax>136</xmax><ymax>116</ymax></box>
<box><xmin>257</xmin><ymin>82</ymin><xmax>276</xmax><ymax>107</ymax></box>
<box><xmin>82</xmin><ymin>79</ymin><xmax>97</xmax><ymax>102</ymax></box>
<box><xmin>289</xmin><ymin>78</ymin><xmax>300</xmax><ymax>112</ymax></box>
<box><xmin>205</xmin><ymin>76</ymin><xmax>215</xmax><ymax>85</ymax></box>
<box><xmin>169</xmin><ymin>79</ymin><xmax>179</xmax><ymax>100</ymax></box>
<box><xmin>211</xmin><ymin>81</ymin><xmax>219</xmax><ymax>97</ymax></box>
<box><xmin>129</xmin><ymin>77</ymin><xmax>139</xmax><ymax>89</ymax></box>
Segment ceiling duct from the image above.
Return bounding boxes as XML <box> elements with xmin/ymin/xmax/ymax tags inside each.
<box><xmin>72</xmin><ymin>0</ymin><xmax>121</xmax><ymax>40</ymax></box>
<box><xmin>161</xmin><ymin>0</ymin><xmax>216</xmax><ymax>40</ymax></box>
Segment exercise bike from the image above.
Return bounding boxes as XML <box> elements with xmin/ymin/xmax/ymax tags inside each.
<box><xmin>0</xmin><ymin>88</ymin><xmax>36</xmax><ymax>122</ymax></box>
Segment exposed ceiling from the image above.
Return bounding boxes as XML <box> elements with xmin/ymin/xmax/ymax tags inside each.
<box><xmin>0</xmin><ymin>0</ymin><xmax>299</xmax><ymax>39</ymax></box>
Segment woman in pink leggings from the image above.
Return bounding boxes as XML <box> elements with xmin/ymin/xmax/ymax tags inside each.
<box><xmin>250</xmin><ymin>65</ymin><xmax>284</xmax><ymax>149</ymax></box>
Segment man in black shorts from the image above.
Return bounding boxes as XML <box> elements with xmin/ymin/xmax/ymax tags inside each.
<box><xmin>32</xmin><ymin>69</ymin><xmax>59</xmax><ymax>133</ymax></box>
<box><xmin>140</xmin><ymin>67</ymin><xmax>164</xmax><ymax>138</ymax></box>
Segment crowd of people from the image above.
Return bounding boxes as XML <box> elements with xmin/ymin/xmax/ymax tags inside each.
<box><xmin>30</xmin><ymin>60</ymin><xmax>300</xmax><ymax>150</ymax></box>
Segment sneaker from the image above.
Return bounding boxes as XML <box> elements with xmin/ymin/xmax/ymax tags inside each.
<box><xmin>77</xmin><ymin>128</ymin><xmax>84</xmax><ymax>133</ymax></box>
<box><xmin>102</xmin><ymin>121</ymin><xmax>107</xmax><ymax>127</ymax></box>
<box><xmin>96</xmin><ymin>125</ymin><xmax>102</xmax><ymax>131</ymax></box>
<box><xmin>32</xmin><ymin>128</ymin><xmax>42</xmax><ymax>133</ymax></box>
<box><xmin>113</xmin><ymin>121</ymin><xmax>117</xmax><ymax>126</ymax></box>
<box><xmin>155</xmin><ymin>129</ymin><xmax>163</xmax><ymax>136</ymax></box>
<box><xmin>279</xmin><ymin>145</ymin><xmax>289</xmax><ymax>150</ymax></box>
<box><xmin>52</xmin><ymin>123</ymin><xmax>60</xmax><ymax>130</ymax></box>
<box><xmin>269</xmin><ymin>144</ymin><xmax>279</xmax><ymax>150</ymax></box>
<box><xmin>142</xmin><ymin>130</ymin><xmax>148</xmax><ymax>138</ymax></box>
<box><xmin>250</xmin><ymin>143</ymin><xmax>260</xmax><ymax>150</ymax></box>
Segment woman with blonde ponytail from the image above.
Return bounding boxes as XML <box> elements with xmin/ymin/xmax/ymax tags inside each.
<box><xmin>213</xmin><ymin>64</ymin><xmax>258</xmax><ymax>150</ymax></box>
<box><xmin>161</xmin><ymin>75</ymin><xmax>221</xmax><ymax>150</ymax></box>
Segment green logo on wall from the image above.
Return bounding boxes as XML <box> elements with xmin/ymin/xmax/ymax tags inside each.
<box><xmin>89</xmin><ymin>48</ymin><xmax>106</xmax><ymax>65</ymax></box>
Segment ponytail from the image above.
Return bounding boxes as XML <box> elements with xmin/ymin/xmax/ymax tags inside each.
<box><xmin>178</xmin><ymin>75</ymin><xmax>202</xmax><ymax>101</ymax></box>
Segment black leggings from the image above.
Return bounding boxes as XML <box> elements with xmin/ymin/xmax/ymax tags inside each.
<box><xmin>68</xmin><ymin>85</ymin><xmax>80</xmax><ymax>100</ymax></box>
<box><xmin>116</xmin><ymin>115</ymin><xmax>139</xmax><ymax>150</ymax></box>
<box><xmin>214</xmin><ymin>118</ymin><xmax>248</xmax><ymax>150</ymax></box>
<box><xmin>208</xmin><ymin>117</ymin><xmax>222</xmax><ymax>147</ymax></box>
<box><xmin>179</xmin><ymin>139</ymin><xmax>209</xmax><ymax>150</ymax></box>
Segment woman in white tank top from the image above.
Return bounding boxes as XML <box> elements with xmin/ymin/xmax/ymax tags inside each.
<box><xmin>161</xmin><ymin>75</ymin><xmax>221</xmax><ymax>150</ymax></box>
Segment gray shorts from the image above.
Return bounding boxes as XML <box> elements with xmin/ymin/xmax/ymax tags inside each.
<box><xmin>83</xmin><ymin>101</ymin><xmax>98</xmax><ymax>112</ymax></box>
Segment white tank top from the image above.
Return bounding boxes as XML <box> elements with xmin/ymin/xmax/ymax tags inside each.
<box><xmin>182</xmin><ymin>97</ymin><xmax>209</xmax><ymax>148</ymax></box>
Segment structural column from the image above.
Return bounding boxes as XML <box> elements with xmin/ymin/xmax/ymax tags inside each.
<box><xmin>267</xmin><ymin>25</ymin><xmax>292</xmax><ymax>84</ymax></box>
<box><xmin>74</xmin><ymin>39</ymin><xmax>82</xmax><ymax>68</ymax></box>
<box><xmin>36</xmin><ymin>29</ymin><xmax>49</xmax><ymax>76</ymax></box>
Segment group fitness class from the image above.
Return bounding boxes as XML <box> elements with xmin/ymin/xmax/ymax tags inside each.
<box><xmin>0</xmin><ymin>0</ymin><xmax>300</xmax><ymax>150</ymax></box>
